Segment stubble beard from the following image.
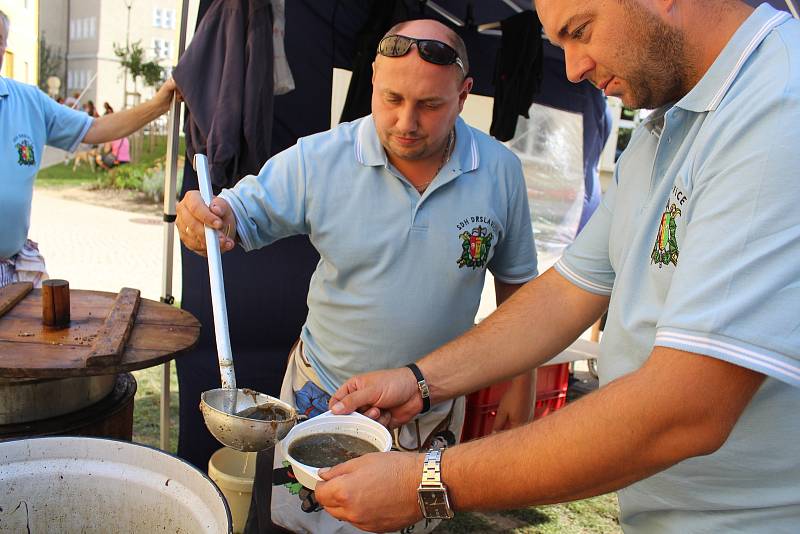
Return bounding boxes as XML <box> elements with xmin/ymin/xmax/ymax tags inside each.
<box><xmin>623</xmin><ymin>8</ymin><xmax>691</xmax><ymax>109</ymax></box>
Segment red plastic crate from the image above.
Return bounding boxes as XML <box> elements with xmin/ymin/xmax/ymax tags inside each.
<box><xmin>461</xmin><ymin>363</ymin><xmax>569</xmax><ymax>442</ymax></box>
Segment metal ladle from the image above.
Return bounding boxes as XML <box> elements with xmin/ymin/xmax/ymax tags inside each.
<box><xmin>195</xmin><ymin>154</ymin><xmax>298</xmax><ymax>451</ymax></box>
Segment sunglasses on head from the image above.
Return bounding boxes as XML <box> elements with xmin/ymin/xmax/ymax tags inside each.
<box><xmin>377</xmin><ymin>34</ymin><xmax>466</xmax><ymax>76</ymax></box>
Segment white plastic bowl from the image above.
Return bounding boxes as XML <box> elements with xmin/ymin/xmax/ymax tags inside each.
<box><xmin>279</xmin><ymin>410</ymin><xmax>392</xmax><ymax>490</ymax></box>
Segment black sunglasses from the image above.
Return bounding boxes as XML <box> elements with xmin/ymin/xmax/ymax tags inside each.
<box><xmin>377</xmin><ymin>34</ymin><xmax>466</xmax><ymax>75</ymax></box>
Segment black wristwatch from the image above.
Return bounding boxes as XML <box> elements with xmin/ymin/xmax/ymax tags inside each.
<box><xmin>405</xmin><ymin>363</ymin><xmax>430</xmax><ymax>414</ymax></box>
<box><xmin>417</xmin><ymin>442</ymin><xmax>454</xmax><ymax>520</ymax></box>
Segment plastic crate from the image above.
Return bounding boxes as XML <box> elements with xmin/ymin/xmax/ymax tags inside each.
<box><xmin>461</xmin><ymin>363</ymin><xmax>569</xmax><ymax>442</ymax></box>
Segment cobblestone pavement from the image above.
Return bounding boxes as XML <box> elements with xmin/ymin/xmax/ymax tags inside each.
<box><xmin>29</xmin><ymin>188</ymin><xmax>182</xmax><ymax>302</ymax></box>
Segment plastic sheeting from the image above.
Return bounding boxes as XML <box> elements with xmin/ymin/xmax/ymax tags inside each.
<box><xmin>507</xmin><ymin>103</ymin><xmax>585</xmax><ymax>271</ymax></box>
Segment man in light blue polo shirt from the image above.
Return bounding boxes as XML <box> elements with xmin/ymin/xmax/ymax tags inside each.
<box><xmin>0</xmin><ymin>9</ymin><xmax>178</xmax><ymax>287</ymax></box>
<box><xmin>317</xmin><ymin>2</ymin><xmax>800</xmax><ymax>533</ymax></box>
<box><xmin>177</xmin><ymin>19</ymin><xmax>538</xmax><ymax>533</ymax></box>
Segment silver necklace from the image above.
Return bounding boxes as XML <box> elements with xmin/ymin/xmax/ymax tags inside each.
<box><xmin>414</xmin><ymin>129</ymin><xmax>455</xmax><ymax>193</ymax></box>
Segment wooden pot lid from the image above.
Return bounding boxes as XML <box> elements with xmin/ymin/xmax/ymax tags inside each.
<box><xmin>0</xmin><ymin>283</ymin><xmax>200</xmax><ymax>378</ymax></box>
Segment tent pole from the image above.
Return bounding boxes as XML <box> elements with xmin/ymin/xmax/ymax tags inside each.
<box><xmin>160</xmin><ymin>0</ymin><xmax>191</xmax><ymax>452</ymax></box>
<box><xmin>786</xmin><ymin>0</ymin><xmax>799</xmax><ymax>19</ymax></box>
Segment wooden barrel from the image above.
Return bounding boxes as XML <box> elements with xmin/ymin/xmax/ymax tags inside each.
<box><xmin>0</xmin><ymin>373</ymin><xmax>137</xmax><ymax>441</ymax></box>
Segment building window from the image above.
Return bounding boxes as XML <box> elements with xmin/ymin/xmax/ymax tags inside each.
<box><xmin>153</xmin><ymin>39</ymin><xmax>172</xmax><ymax>60</ymax></box>
<box><xmin>153</xmin><ymin>8</ymin><xmax>163</xmax><ymax>28</ymax></box>
<box><xmin>69</xmin><ymin>18</ymin><xmax>96</xmax><ymax>40</ymax></box>
<box><xmin>164</xmin><ymin>9</ymin><xmax>175</xmax><ymax>29</ymax></box>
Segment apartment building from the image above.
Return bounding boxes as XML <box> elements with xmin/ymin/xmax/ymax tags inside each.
<box><xmin>39</xmin><ymin>0</ymin><xmax>188</xmax><ymax>110</ymax></box>
<box><xmin>1</xmin><ymin>0</ymin><xmax>39</xmax><ymax>85</ymax></box>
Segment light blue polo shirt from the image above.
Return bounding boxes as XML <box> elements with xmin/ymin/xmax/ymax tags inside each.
<box><xmin>0</xmin><ymin>77</ymin><xmax>93</xmax><ymax>259</ymax></box>
<box><xmin>555</xmin><ymin>5</ymin><xmax>800</xmax><ymax>532</ymax></box>
<box><xmin>220</xmin><ymin>115</ymin><xmax>537</xmax><ymax>394</ymax></box>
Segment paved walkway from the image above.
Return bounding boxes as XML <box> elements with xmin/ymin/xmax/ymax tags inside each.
<box><xmin>29</xmin><ymin>188</ymin><xmax>182</xmax><ymax>302</ymax></box>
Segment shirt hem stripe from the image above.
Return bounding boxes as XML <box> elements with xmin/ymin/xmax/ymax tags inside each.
<box><xmin>554</xmin><ymin>261</ymin><xmax>613</xmax><ymax>295</ymax></box>
<box><xmin>655</xmin><ymin>331</ymin><xmax>800</xmax><ymax>386</ymax></box>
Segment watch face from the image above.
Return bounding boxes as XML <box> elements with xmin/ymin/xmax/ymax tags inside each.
<box><xmin>418</xmin><ymin>488</ymin><xmax>453</xmax><ymax>519</ymax></box>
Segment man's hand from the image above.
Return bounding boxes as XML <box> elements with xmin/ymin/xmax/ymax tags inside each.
<box><xmin>152</xmin><ymin>78</ymin><xmax>182</xmax><ymax>113</ymax></box>
<box><xmin>329</xmin><ymin>367</ymin><xmax>422</xmax><ymax>428</ymax></box>
<box><xmin>315</xmin><ymin>451</ymin><xmax>424</xmax><ymax>532</ymax></box>
<box><xmin>83</xmin><ymin>78</ymin><xmax>182</xmax><ymax>145</ymax></box>
<box><xmin>492</xmin><ymin>371</ymin><xmax>534</xmax><ymax>432</ymax></box>
<box><xmin>176</xmin><ymin>191</ymin><xmax>236</xmax><ymax>256</ymax></box>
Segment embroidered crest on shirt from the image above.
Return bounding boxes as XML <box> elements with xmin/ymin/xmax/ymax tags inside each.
<box><xmin>651</xmin><ymin>200</ymin><xmax>681</xmax><ymax>267</ymax></box>
<box><xmin>15</xmin><ymin>138</ymin><xmax>36</xmax><ymax>166</ymax></box>
<box><xmin>457</xmin><ymin>225</ymin><xmax>493</xmax><ymax>269</ymax></box>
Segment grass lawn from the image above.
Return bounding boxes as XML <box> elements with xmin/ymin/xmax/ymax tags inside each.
<box><xmin>132</xmin><ymin>363</ymin><xmax>180</xmax><ymax>454</ymax></box>
<box><xmin>131</xmin><ymin>364</ymin><xmax>621</xmax><ymax>533</ymax></box>
<box><xmin>37</xmin><ymin>134</ymin><xmax>183</xmax><ymax>188</ymax></box>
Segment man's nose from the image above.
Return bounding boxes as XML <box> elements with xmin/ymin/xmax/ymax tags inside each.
<box><xmin>563</xmin><ymin>46</ymin><xmax>595</xmax><ymax>84</ymax></box>
<box><xmin>395</xmin><ymin>103</ymin><xmax>418</xmax><ymax>133</ymax></box>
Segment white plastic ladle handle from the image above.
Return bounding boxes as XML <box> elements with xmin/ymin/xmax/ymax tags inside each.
<box><xmin>194</xmin><ymin>154</ymin><xmax>236</xmax><ymax>390</ymax></box>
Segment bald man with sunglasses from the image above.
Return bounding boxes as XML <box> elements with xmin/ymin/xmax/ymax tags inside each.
<box><xmin>177</xmin><ymin>18</ymin><xmax>538</xmax><ymax>534</ymax></box>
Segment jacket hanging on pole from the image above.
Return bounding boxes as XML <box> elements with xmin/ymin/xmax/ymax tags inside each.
<box><xmin>490</xmin><ymin>10</ymin><xmax>543</xmax><ymax>141</ymax></box>
<box><xmin>174</xmin><ymin>0</ymin><xmax>274</xmax><ymax>189</ymax></box>
<box><xmin>339</xmin><ymin>0</ymin><xmax>408</xmax><ymax>123</ymax></box>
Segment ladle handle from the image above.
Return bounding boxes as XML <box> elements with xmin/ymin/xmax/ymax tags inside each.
<box><xmin>195</xmin><ymin>154</ymin><xmax>236</xmax><ymax>390</ymax></box>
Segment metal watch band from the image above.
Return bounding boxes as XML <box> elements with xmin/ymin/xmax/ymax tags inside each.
<box><xmin>405</xmin><ymin>363</ymin><xmax>431</xmax><ymax>414</ymax></box>
<box><xmin>420</xmin><ymin>447</ymin><xmax>443</xmax><ymax>485</ymax></box>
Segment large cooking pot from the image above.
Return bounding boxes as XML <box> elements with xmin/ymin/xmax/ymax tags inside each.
<box><xmin>0</xmin><ymin>375</ymin><xmax>116</xmax><ymax>424</ymax></box>
<box><xmin>0</xmin><ymin>436</ymin><xmax>232</xmax><ymax>533</ymax></box>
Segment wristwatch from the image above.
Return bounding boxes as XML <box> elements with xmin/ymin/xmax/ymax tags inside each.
<box><xmin>417</xmin><ymin>443</ymin><xmax>454</xmax><ymax>520</ymax></box>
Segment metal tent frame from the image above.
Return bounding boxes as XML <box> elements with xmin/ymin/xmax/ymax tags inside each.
<box><xmin>158</xmin><ymin>0</ymin><xmax>190</xmax><ymax>451</ymax></box>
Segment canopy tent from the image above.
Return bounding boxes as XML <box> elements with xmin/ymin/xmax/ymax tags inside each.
<box><xmin>159</xmin><ymin>0</ymin><xmax>799</xmax><ymax>466</ymax></box>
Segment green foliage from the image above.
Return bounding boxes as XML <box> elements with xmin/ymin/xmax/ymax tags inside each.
<box><xmin>621</xmin><ymin>106</ymin><xmax>637</xmax><ymax>120</ymax></box>
<box><xmin>38</xmin><ymin>36</ymin><xmax>63</xmax><ymax>94</ymax></box>
<box><xmin>132</xmin><ymin>363</ymin><xmax>179</xmax><ymax>453</ymax></box>
<box><xmin>99</xmin><ymin>163</ymin><xmax>149</xmax><ymax>190</ymax></box>
<box><xmin>113</xmin><ymin>40</ymin><xmax>164</xmax><ymax>90</ymax></box>
<box><xmin>38</xmin><ymin>136</ymin><xmax>185</xmax><ymax>197</ymax></box>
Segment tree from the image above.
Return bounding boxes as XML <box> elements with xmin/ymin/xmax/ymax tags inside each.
<box><xmin>38</xmin><ymin>36</ymin><xmax>63</xmax><ymax>95</ymax></box>
<box><xmin>114</xmin><ymin>40</ymin><xmax>166</xmax><ymax>160</ymax></box>
<box><xmin>113</xmin><ymin>40</ymin><xmax>164</xmax><ymax>96</ymax></box>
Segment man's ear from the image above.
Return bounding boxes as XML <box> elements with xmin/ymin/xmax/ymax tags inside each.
<box><xmin>648</xmin><ymin>0</ymin><xmax>678</xmax><ymax>23</ymax></box>
<box><xmin>458</xmin><ymin>76</ymin><xmax>474</xmax><ymax>111</ymax></box>
<box><xmin>371</xmin><ymin>61</ymin><xmax>377</xmax><ymax>84</ymax></box>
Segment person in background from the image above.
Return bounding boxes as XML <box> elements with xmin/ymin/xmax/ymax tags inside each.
<box><xmin>313</xmin><ymin>1</ymin><xmax>800</xmax><ymax>533</ymax></box>
<box><xmin>95</xmin><ymin>136</ymin><xmax>130</xmax><ymax>170</ymax></box>
<box><xmin>103</xmin><ymin>101</ymin><xmax>114</xmax><ymax>115</ymax></box>
<box><xmin>83</xmin><ymin>100</ymin><xmax>100</xmax><ymax>118</ymax></box>
<box><xmin>0</xmin><ymin>9</ymin><xmax>179</xmax><ymax>288</ymax></box>
<box><xmin>64</xmin><ymin>91</ymin><xmax>79</xmax><ymax>108</ymax></box>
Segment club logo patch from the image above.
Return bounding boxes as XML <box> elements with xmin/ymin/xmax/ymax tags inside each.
<box><xmin>14</xmin><ymin>134</ymin><xmax>36</xmax><ymax>166</ymax></box>
<box><xmin>651</xmin><ymin>201</ymin><xmax>681</xmax><ymax>267</ymax></box>
<box><xmin>457</xmin><ymin>225</ymin><xmax>493</xmax><ymax>269</ymax></box>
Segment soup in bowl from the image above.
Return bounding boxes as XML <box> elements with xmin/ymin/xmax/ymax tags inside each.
<box><xmin>280</xmin><ymin>410</ymin><xmax>392</xmax><ymax>490</ymax></box>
